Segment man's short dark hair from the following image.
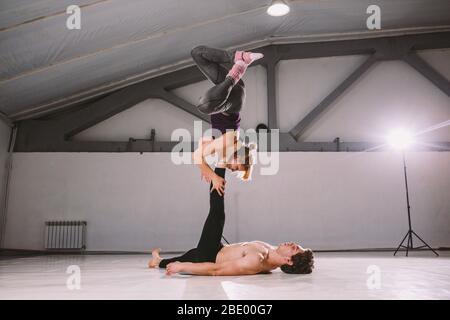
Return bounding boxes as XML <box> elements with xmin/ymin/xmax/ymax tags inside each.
<box><xmin>281</xmin><ymin>249</ymin><xmax>314</xmax><ymax>274</ymax></box>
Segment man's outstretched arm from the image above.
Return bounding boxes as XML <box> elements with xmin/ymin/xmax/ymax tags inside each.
<box><xmin>166</xmin><ymin>254</ymin><xmax>263</xmax><ymax>276</ymax></box>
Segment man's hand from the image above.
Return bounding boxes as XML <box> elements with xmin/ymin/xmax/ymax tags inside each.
<box><xmin>210</xmin><ymin>174</ymin><xmax>225</xmax><ymax>196</ymax></box>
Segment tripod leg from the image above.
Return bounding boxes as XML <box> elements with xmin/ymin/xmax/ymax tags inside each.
<box><xmin>411</xmin><ymin>231</ymin><xmax>439</xmax><ymax>256</ymax></box>
<box><xmin>409</xmin><ymin>231</ymin><xmax>414</xmax><ymax>249</ymax></box>
<box><xmin>410</xmin><ymin>232</ymin><xmax>413</xmax><ymax>249</ymax></box>
<box><xmin>406</xmin><ymin>232</ymin><xmax>410</xmax><ymax>257</ymax></box>
<box><xmin>394</xmin><ymin>231</ymin><xmax>409</xmax><ymax>256</ymax></box>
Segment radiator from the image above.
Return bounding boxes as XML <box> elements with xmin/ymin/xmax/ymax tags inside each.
<box><xmin>45</xmin><ymin>221</ymin><xmax>87</xmax><ymax>250</ymax></box>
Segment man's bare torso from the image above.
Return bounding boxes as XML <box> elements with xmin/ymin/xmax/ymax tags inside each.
<box><xmin>216</xmin><ymin>241</ymin><xmax>275</xmax><ymax>273</ymax></box>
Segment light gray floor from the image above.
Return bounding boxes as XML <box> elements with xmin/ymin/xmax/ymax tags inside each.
<box><xmin>1</xmin><ymin>251</ymin><xmax>449</xmax><ymax>300</ymax></box>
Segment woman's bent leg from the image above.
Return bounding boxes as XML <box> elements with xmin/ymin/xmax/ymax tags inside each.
<box><xmin>191</xmin><ymin>46</ymin><xmax>234</xmax><ymax>85</ymax></box>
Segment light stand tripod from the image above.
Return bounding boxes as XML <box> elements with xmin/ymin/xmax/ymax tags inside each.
<box><xmin>393</xmin><ymin>151</ymin><xmax>439</xmax><ymax>256</ymax></box>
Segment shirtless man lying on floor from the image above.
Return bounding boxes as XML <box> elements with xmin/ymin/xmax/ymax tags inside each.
<box><xmin>148</xmin><ymin>168</ymin><xmax>314</xmax><ymax>276</ymax></box>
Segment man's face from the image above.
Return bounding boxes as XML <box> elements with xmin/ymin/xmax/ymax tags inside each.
<box><xmin>277</xmin><ymin>242</ymin><xmax>304</xmax><ymax>258</ymax></box>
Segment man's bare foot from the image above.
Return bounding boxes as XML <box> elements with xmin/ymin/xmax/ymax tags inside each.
<box><xmin>148</xmin><ymin>248</ymin><xmax>162</xmax><ymax>268</ymax></box>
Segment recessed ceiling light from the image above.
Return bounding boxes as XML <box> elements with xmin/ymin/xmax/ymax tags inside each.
<box><xmin>267</xmin><ymin>0</ymin><xmax>290</xmax><ymax>17</ymax></box>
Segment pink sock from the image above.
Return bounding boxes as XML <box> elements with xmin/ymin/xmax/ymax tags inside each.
<box><xmin>227</xmin><ymin>60</ymin><xmax>247</xmax><ymax>84</ymax></box>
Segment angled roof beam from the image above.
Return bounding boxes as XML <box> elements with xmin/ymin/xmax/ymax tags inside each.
<box><xmin>156</xmin><ymin>89</ymin><xmax>210</xmax><ymax>123</ymax></box>
<box><xmin>59</xmin><ymin>68</ymin><xmax>210</xmax><ymax>138</ymax></box>
<box><xmin>290</xmin><ymin>54</ymin><xmax>378</xmax><ymax>140</ymax></box>
<box><xmin>403</xmin><ymin>52</ymin><xmax>450</xmax><ymax>96</ymax></box>
<box><xmin>59</xmin><ymin>83</ymin><xmax>162</xmax><ymax>138</ymax></box>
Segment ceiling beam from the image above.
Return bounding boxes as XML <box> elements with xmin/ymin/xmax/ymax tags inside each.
<box><xmin>263</xmin><ymin>46</ymin><xmax>281</xmax><ymax>130</ymax></box>
<box><xmin>403</xmin><ymin>52</ymin><xmax>450</xmax><ymax>96</ymax></box>
<box><xmin>12</xmin><ymin>134</ymin><xmax>450</xmax><ymax>152</ymax></box>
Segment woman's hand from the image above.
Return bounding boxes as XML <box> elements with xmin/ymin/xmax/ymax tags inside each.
<box><xmin>201</xmin><ymin>172</ymin><xmax>212</xmax><ymax>184</ymax></box>
<box><xmin>210</xmin><ymin>174</ymin><xmax>226</xmax><ymax>196</ymax></box>
<box><xmin>166</xmin><ymin>262</ymin><xmax>183</xmax><ymax>276</ymax></box>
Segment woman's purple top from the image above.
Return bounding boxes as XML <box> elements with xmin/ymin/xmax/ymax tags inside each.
<box><xmin>211</xmin><ymin>112</ymin><xmax>241</xmax><ymax>134</ymax></box>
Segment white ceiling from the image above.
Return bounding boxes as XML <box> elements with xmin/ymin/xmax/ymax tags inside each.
<box><xmin>0</xmin><ymin>0</ymin><xmax>449</xmax><ymax>119</ymax></box>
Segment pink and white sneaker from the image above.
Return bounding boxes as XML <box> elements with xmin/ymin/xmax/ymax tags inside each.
<box><xmin>234</xmin><ymin>50</ymin><xmax>264</xmax><ymax>66</ymax></box>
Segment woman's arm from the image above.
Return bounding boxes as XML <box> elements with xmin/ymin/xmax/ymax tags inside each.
<box><xmin>192</xmin><ymin>134</ymin><xmax>238</xmax><ymax>195</ymax></box>
<box><xmin>192</xmin><ymin>140</ymin><xmax>225</xmax><ymax>195</ymax></box>
<box><xmin>192</xmin><ymin>137</ymin><xmax>217</xmax><ymax>182</ymax></box>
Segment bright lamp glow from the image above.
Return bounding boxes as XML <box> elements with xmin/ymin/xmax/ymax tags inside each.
<box><xmin>387</xmin><ymin>129</ymin><xmax>414</xmax><ymax>150</ymax></box>
<box><xmin>267</xmin><ymin>0</ymin><xmax>290</xmax><ymax>17</ymax></box>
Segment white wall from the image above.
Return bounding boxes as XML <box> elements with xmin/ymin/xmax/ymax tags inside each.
<box><xmin>4</xmin><ymin>152</ymin><xmax>450</xmax><ymax>251</ymax></box>
<box><xmin>4</xmin><ymin>49</ymin><xmax>450</xmax><ymax>251</ymax></box>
